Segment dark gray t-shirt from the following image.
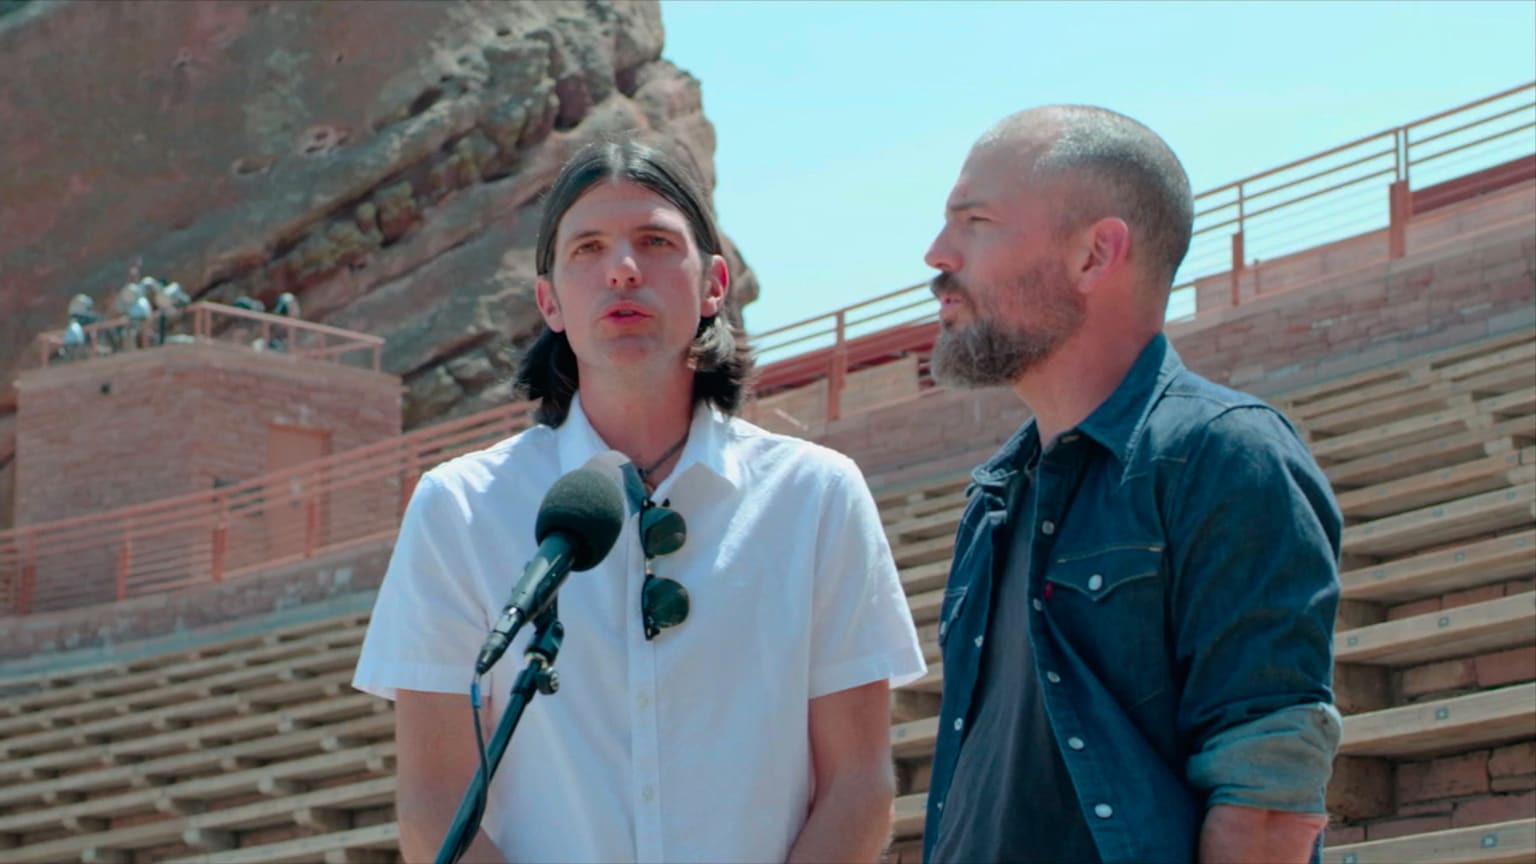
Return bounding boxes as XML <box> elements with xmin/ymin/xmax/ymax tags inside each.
<box><xmin>930</xmin><ymin>460</ymin><xmax>1102</xmax><ymax>864</ymax></box>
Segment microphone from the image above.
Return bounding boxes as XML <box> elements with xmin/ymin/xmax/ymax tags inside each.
<box><xmin>475</xmin><ymin>465</ymin><xmax>626</xmax><ymax>675</ymax></box>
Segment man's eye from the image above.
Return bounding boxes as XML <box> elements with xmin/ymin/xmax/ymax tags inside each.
<box><xmin>641</xmin><ymin>235</ymin><xmax>674</xmax><ymax>248</ymax></box>
<box><xmin>573</xmin><ymin>240</ymin><xmax>601</xmax><ymax>255</ymax></box>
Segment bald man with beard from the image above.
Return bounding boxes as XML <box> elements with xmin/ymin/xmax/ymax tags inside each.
<box><xmin>919</xmin><ymin>106</ymin><xmax>1343</xmax><ymax>864</ymax></box>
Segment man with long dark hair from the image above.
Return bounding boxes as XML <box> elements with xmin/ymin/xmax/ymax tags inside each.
<box><xmin>355</xmin><ymin>139</ymin><xmax>925</xmax><ymax>863</ymax></box>
<box><xmin>921</xmin><ymin>107</ymin><xmax>1342</xmax><ymax>864</ymax></box>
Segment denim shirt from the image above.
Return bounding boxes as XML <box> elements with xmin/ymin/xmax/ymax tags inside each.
<box><xmin>923</xmin><ymin>335</ymin><xmax>1344</xmax><ymax>864</ymax></box>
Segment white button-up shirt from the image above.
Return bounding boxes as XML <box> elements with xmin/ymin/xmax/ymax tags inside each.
<box><xmin>354</xmin><ymin>397</ymin><xmax>926</xmax><ymax>863</ymax></box>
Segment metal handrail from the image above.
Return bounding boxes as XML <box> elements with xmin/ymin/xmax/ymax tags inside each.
<box><xmin>34</xmin><ymin>301</ymin><xmax>386</xmax><ymax>372</ymax></box>
<box><xmin>1235</xmin><ymin>146</ymin><xmax>1398</xmax><ymax>208</ymax></box>
<box><xmin>1412</xmin><ymin>122</ymin><xmax>1535</xmax><ymax>167</ymax></box>
<box><xmin>750</xmin><ymin>82</ymin><xmax>1533</xmax><ymax>394</ymax></box>
<box><xmin>3</xmin><ymin>84</ymin><xmax>1532</xmax><ymax>615</ymax></box>
<box><xmin>0</xmin><ymin>400</ymin><xmax>536</xmax><ymax>614</ymax></box>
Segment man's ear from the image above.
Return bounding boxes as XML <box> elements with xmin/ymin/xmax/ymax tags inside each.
<box><xmin>1073</xmin><ymin>217</ymin><xmax>1130</xmax><ymax>294</ymax></box>
<box><xmin>701</xmin><ymin>254</ymin><xmax>729</xmax><ymax>317</ymax></box>
<box><xmin>535</xmin><ymin>277</ymin><xmax>564</xmax><ymax>332</ymax></box>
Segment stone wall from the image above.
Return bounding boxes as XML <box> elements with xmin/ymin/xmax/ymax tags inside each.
<box><xmin>15</xmin><ymin>342</ymin><xmax>401</xmax><ymax>526</ymax></box>
<box><xmin>0</xmin><ymin>538</ymin><xmax>391</xmax><ymax>666</ymax></box>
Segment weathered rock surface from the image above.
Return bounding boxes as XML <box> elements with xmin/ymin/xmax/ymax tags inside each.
<box><xmin>0</xmin><ymin>0</ymin><xmax>756</xmax><ymax>527</ymax></box>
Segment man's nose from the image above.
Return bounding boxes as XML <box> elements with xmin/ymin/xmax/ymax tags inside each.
<box><xmin>925</xmin><ymin>228</ymin><xmax>959</xmax><ymax>273</ymax></box>
<box><xmin>607</xmin><ymin>247</ymin><xmax>642</xmax><ymax>289</ymax></box>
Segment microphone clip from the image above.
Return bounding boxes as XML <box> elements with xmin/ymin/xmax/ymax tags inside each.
<box><xmin>525</xmin><ymin>606</ymin><xmax>564</xmax><ymax>695</ymax></box>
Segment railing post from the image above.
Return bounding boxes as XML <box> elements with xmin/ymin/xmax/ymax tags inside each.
<box><xmin>1229</xmin><ymin>184</ymin><xmax>1247</xmax><ymax>307</ymax></box>
<box><xmin>304</xmin><ymin>496</ymin><xmax>319</xmax><ymax>557</ymax></box>
<box><xmin>20</xmin><ymin>560</ymin><xmax>36</xmax><ymax>616</ymax></box>
<box><xmin>210</xmin><ymin>494</ymin><xmax>228</xmax><ymax>583</ymax></box>
<box><xmin>1388</xmin><ymin>179</ymin><xmax>1411</xmax><ymax>259</ymax></box>
<box><xmin>827</xmin><ymin>311</ymin><xmax>848</xmax><ymax>423</ymax></box>
<box><xmin>19</xmin><ymin>532</ymin><xmax>37</xmax><ymax>616</ymax></box>
<box><xmin>1229</xmin><ymin>231</ymin><xmax>1245</xmax><ymax>307</ymax></box>
<box><xmin>211</xmin><ymin>524</ymin><xmax>228</xmax><ymax>583</ymax></box>
<box><xmin>400</xmin><ymin>451</ymin><xmax>422</xmax><ymax>522</ymax></box>
<box><xmin>116</xmin><ymin>536</ymin><xmax>132</xmax><ymax>601</ymax></box>
<box><xmin>1394</xmin><ymin>127</ymin><xmax>1406</xmax><ymax>184</ymax></box>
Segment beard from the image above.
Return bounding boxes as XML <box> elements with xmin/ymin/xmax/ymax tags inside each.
<box><xmin>929</xmin><ymin>261</ymin><xmax>1084</xmax><ymax>389</ymax></box>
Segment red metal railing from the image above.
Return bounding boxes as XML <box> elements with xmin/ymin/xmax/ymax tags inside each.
<box><xmin>35</xmin><ymin>301</ymin><xmax>385</xmax><ymax>372</ymax></box>
<box><xmin>1</xmin><ymin>85</ymin><xmax>1532</xmax><ymax>616</ymax></box>
<box><xmin>750</xmin><ymin>82</ymin><xmax>1536</xmax><ymax>419</ymax></box>
<box><xmin>0</xmin><ymin>402</ymin><xmax>535</xmax><ymax>615</ymax></box>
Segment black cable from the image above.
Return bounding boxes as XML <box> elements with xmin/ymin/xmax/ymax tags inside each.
<box><xmin>447</xmin><ymin>675</ymin><xmax>493</xmax><ymax>864</ymax></box>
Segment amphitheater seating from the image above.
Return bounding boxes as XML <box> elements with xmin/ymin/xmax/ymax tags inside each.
<box><xmin>1322</xmin><ymin>818</ymin><xmax>1536</xmax><ymax>864</ymax></box>
<box><xmin>4</xmin><ymin>775</ymin><xmax>396</xmax><ymax>863</ymax></box>
<box><xmin>1339</xmin><ymin>683</ymin><xmax>1536</xmax><ymax>759</ymax></box>
<box><xmin>1335</xmin><ymin>593</ymin><xmax>1536</xmax><ymax>667</ymax></box>
<box><xmin>162</xmin><ymin>822</ymin><xmax>400</xmax><ymax>864</ymax></box>
<box><xmin>1340</xmin><ymin>529</ymin><xmax>1536</xmax><ymax>604</ymax></box>
<box><xmin>1</xmin><ymin>330</ymin><xmax>1532</xmax><ymax>863</ymax></box>
<box><xmin>0</xmin><ymin>613</ymin><xmax>395</xmax><ymax>862</ymax></box>
<box><xmin>1325</xmin><ymin>419</ymin><xmax>1533</xmax><ymax>490</ymax></box>
<box><xmin>1253</xmin><ymin>330</ymin><xmax>1533</xmax><ymax>859</ymax></box>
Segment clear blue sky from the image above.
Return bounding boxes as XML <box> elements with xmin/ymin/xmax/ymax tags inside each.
<box><xmin>661</xmin><ymin>0</ymin><xmax>1536</xmax><ymax>335</ymax></box>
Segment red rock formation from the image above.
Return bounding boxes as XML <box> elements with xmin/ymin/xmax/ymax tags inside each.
<box><xmin>0</xmin><ymin>0</ymin><xmax>757</xmax><ymax>527</ymax></box>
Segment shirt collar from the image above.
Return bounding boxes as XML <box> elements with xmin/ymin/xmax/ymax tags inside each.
<box><xmin>970</xmin><ymin>333</ymin><xmax>1183</xmax><ymax>489</ymax></box>
<box><xmin>1074</xmin><ymin>332</ymin><xmax>1183</xmax><ymax>465</ymax></box>
<box><xmin>554</xmin><ymin>394</ymin><xmax>743</xmax><ymax>494</ymax></box>
<box><xmin>972</xmin><ymin>421</ymin><xmax>1040</xmax><ymax>491</ymax></box>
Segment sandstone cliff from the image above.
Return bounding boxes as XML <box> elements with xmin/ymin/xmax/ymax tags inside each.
<box><xmin>0</xmin><ymin>0</ymin><xmax>756</xmax><ymax>529</ymax></box>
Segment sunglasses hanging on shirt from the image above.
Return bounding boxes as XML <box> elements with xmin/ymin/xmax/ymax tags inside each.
<box><xmin>622</xmin><ymin>459</ymin><xmax>691</xmax><ymax>640</ymax></box>
<box><xmin>639</xmin><ymin>498</ymin><xmax>689</xmax><ymax>639</ymax></box>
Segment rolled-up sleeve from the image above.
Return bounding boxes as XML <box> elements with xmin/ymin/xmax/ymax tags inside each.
<box><xmin>1167</xmin><ymin>406</ymin><xmax>1344</xmax><ymax>813</ymax></box>
<box><xmin>1187</xmin><ymin>702</ymin><xmax>1343</xmax><ymax>811</ymax></box>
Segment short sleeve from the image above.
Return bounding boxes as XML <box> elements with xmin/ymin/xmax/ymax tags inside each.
<box><xmin>807</xmin><ymin>462</ymin><xmax>928</xmax><ymax>699</ymax></box>
<box><xmin>352</xmin><ymin>472</ymin><xmax>490</xmax><ymax>701</ymax></box>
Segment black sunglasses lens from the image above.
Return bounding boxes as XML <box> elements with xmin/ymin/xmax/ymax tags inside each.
<box><xmin>640</xmin><ymin>507</ymin><xmax>687</xmax><ymax>557</ymax></box>
<box><xmin>643</xmin><ymin>576</ymin><xmax>690</xmax><ymax>630</ymax></box>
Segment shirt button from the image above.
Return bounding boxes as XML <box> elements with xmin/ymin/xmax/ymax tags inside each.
<box><xmin>1040</xmin><ymin>520</ymin><xmax>1056</xmax><ymax>536</ymax></box>
<box><xmin>1087</xmin><ymin>574</ymin><xmax>1104</xmax><ymax>591</ymax></box>
<box><xmin>953</xmin><ymin>717</ymin><xmax>964</xmax><ymax>732</ymax></box>
<box><xmin>1032</xmin><ymin>598</ymin><xmax>1043</xmax><ymax>612</ymax></box>
<box><xmin>1046</xmin><ymin>671</ymin><xmax>1061</xmax><ymax>684</ymax></box>
<box><xmin>642</xmin><ymin>786</ymin><xmax>655</xmax><ymax>802</ymax></box>
<box><xmin>937</xmin><ymin>800</ymin><xmax>944</xmax><ymax>811</ymax></box>
<box><xmin>1094</xmin><ymin>803</ymin><xmax>1114</xmax><ymax>819</ymax></box>
<box><xmin>974</xmin><ymin>635</ymin><xmax>984</xmax><ymax>648</ymax></box>
<box><xmin>1067</xmin><ymin>736</ymin><xmax>1085</xmax><ymax>750</ymax></box>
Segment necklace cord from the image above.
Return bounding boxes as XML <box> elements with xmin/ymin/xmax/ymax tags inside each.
<box><xmin>636</xmin><ymin>431</ymin><xmax>690</xmax><ymax>482</ymax></box>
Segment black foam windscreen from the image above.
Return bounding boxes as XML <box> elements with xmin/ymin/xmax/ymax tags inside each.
<box><xmin>533</xmin><ymin>467</ymin><xmax>626</xmax><ymax>571</ymax></box>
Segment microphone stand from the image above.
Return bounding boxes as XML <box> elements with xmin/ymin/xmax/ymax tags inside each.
<box><xmin>435</xmin><ymin>605</ymin><xmax>565</xmax><ymax>864</ymax></box>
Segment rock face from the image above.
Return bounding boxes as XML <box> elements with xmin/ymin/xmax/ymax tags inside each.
<box><xmin>0</xmin><ymin>0</ymin><xmax>756</xmax><ymax>527</ymax></box>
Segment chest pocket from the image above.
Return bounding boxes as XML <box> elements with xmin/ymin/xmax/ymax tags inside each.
<box><xmin>1044</xmin><ymin>544</ymin><xmax>1167</xmax><ymax>707</ymax></box>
